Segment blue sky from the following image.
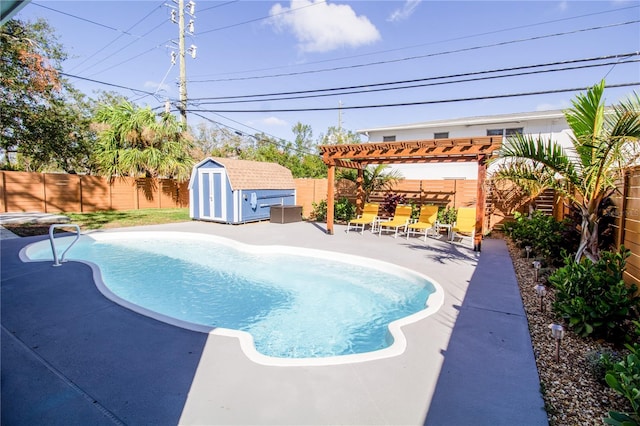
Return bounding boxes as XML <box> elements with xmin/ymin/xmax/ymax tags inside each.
<box><xmin>16</xmin><ymin>0</ymin><xmax>640</xmax><ymax>143</ymax></box>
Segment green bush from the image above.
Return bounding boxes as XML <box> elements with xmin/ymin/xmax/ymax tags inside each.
<box><xmin>311</xmin><ymin>198</ymin><xmax>355</xmax><ymax>223</ymax></box>
<box><xmin>586</xmin><ymin>348</ymin><xmax>623</xmax><ymax>384</ymax></box>
<box><xmin>437</xmin><ymin>206</ymin><xmax>457</xmax><ymax>225</ymax></box>
<box><xmin>604</xmin><ymin>321</ymin><xmax>640</xmax><ymax>425</ymax></box>
<box><xmin>505</xmin><ymin>211</ymin><xmax>577</xmax><ymax>264</ymax></box>
<box><xmin>549</xmin><ymin>248</ymin><xmax>639</xmax><ymax>340</ymax></box>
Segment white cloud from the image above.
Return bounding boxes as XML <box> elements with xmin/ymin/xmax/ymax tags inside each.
<box><xmin>269</xmin><ymin>0</ymin><xmax>381</xmax><ymax>53</ymax></box>
<box><xmin>387</xmin><ymin>0</ymin><xmax>421</xmax><ymax>22</ymax></box>
<box><xmin>144</xmin><ymin>80</ymin><xmax>171</xmax><ymax>94</ymax></box>
<box><xmin>262</xmin><ymin>116</ymin><xmax>288</xmax><ymax>126</ymax></box>
<box><xmin>536</xmin><ymin>100</ymin><xmax>571</xmax><ymax>111</ymax></box>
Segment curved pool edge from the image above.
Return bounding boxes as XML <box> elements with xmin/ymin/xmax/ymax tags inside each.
<box><xmin>20</xmin><ymin>230</ymin><xmax>446</xmax><ymax>367</ymax></box>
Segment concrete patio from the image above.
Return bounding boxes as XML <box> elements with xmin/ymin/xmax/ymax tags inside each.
<box><xmin>1</xmin><ymin>219</ymin><xmax>548</xmax><ymax>425</ymax></box>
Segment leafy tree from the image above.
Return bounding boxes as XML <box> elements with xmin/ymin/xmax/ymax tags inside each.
<box><xmin>92</xmin><ymin>100</ymin><xmax>194</xmax><ymax>181</ymax></box>
<box><xmin>338</xmin><ymin>164</ymin><xmax>403</xmax><ymax>201</ymax></box>
<box><xmin>491</xmin><ymin>80</ymin><xmax>640</xmax><ymax>262</ymax></box>
<box><xmin>319</xmin><ymin>126</ymin><xmax>362</xmax><ymax>145</ymax></box>
<box><xmin>0</xmin><ymin>18</ymin><xmax>93</xmax><ymax>172</ymax></box>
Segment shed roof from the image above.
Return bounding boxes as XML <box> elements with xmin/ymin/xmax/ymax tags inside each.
<box><xmin>208</xmin><ymin>157</ymin><xmax>294</xmax><ymax>190</ymax></box>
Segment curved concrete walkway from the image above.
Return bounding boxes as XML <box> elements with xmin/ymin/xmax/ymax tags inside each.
<box><xmin>1</xmin><ymin>220</ymin><xmax>548</xmax><ymax>425</ymax></box>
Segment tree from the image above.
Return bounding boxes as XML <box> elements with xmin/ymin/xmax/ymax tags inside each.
<box><xmin>338</xmin><ymin>164</ymin><xmax>403</xmax><ymax>201</ymax></box>
<box><xmin>92</xmin><ymin>100</ymin><xmax>194</xmax><ymax>181</ymax></box>
<box><xmin>491</xmin><ymin>80</ymin><xmax>640</xmax><ymax>262</ymax></box>
<box><xmin>1</xmin><ymin>18</ymin><xmax>93</xmax><ymax>172</ymax></box>
<box><xmin>319</xmin><ymin>126</ymin><xmax>362</xmax><ymax>145</ymax></box>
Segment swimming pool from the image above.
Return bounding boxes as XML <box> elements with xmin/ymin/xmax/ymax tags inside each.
<box><xmin>22</xmin><ymin>231</ymin><xmax>444</xmax><ymax>365</ymax></box>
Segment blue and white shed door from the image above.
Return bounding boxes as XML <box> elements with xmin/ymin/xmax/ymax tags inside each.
<box><xmin>198</xmin><ymin>169</ymin><xmax>227</xmax><ymax>221</ymax></box>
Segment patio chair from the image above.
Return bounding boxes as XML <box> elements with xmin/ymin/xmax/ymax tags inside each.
<box><xmin>378</xmin><ymin>205</ymin><xmax>413</xmax><ymax>238</ymax></box>
<box><xmin>406</xmin><ymin>205</ymin><xmax>439</xmax><ymax>242</ymax></box>
<box><xmin>346</xmin><ymin>203</ymin><xmax>380</xmax><ymax>234</ymax></box>
<box><xmin>451</xmin><ymin>207</ymin><xmax>476</xmax><ymax>243</ymax></box>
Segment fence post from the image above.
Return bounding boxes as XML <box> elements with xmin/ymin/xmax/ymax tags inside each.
<box><xmin>617</xmin><ymin>170</ymin><xmax>630</xmax><ymax>248</ymax></box>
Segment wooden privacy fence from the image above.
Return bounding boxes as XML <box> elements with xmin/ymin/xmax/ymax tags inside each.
<box><xmin>612</xmin><ymin>166</ymin><xmax>640</xmax><ymax>288</ymax></box>
<box><xmin>0</xmin><ymin>172</ymin><xmax>189</xmax><ymax>213</ymax></box>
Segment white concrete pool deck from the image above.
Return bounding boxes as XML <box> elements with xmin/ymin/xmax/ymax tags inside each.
<box><xmin>1</xmin><ymin>218</ymin><xmax>548</xmax><ymax>425</ymax></box>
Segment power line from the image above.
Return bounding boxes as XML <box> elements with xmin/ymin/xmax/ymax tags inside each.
<box><xmin>190</xmin><ymin>3</ymin><xmax>639</xmax><ymax>79</ymax></box>
<box><xmin>188</xmin><ymin>53</ymin><xmax>640</xmax><ymax>103</ymax></box>
<box><xmin>197</xmin><ymin>0</ymin><xmax>326</xmax><ymax>35</ymax></box>
<box><xmin>191</xmin><ymin>20</ymin><xmax>640</xmax><ymax>83</ymax></box>
<box><xmin>69</xmin><ymin>1</ymin><xmax>164</xmax><ymax>73</ymax></box>
<box><xmin>187</xmin><ymin>82</ymin><xmax>640</xmax><ymax>113</ymax></box>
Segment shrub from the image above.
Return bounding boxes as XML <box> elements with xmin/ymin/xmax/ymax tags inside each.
<box><xmin>437</xmin><ymin>206</ymin><xmax>457</xmax><ymax>224</ymax></box>
<box><xmin>311</xmin><ymin>199</ymin><xmax>327</xmax><ymax>222</ymax></box>
<box><xmin>549</xmin><ymin>248</ymin><xmax>639</xmax><ymax>340</ymax></box>
<box><xmin>311</xmin><ymin>198</ymin><xmax>355</xmax><ymax>223</ymax></box>
<box><xmin>586</xmin><ymin>348</ymin><xmax>623</xmax><ymax>384</ymax></box>
<box><xmin>505</xmin><ymin>210</ymin><xmax>577</xmax><ymax>265</ymax></box>
<box><xmin>380</xmin><ymin>193</ymin><xmax>406</xmax><ymax>217</ymax></box>
<box><xmin>604</xmin><ymin>321</ymin><xmax>640</xmax><ymax>425</ymax></box>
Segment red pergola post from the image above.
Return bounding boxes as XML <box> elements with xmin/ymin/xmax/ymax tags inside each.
<box><xmin>326</xmin><ymin>163</ymin><xmax>335</xmax><ymax>235</ymax></box>
<box><xmin>355</xmin><ymin>168</ymin><xmax>364</xmax><ymax>215</ymax></box>
<box><xmin>474</xmin><ymin>155</ymin><xmax>487</xmax><ymax>252</ymax></box>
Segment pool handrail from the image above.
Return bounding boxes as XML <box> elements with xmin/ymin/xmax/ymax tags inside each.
<box><xmin>49</xmin><ymin>223</ymin><xmax>80</xmax><ymax>267</ymax></box>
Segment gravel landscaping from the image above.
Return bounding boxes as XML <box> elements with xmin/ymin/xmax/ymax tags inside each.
<box><xmin>504</xmin><ymin>235</ymin><xmax>633</xmax><ymax>425</ymax></box>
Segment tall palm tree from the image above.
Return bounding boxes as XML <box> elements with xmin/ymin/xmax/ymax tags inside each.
<box><xmin>491</xmin><ymin>80</ymin><xmax>640</xmax><ymax>262</ymax></box>
<box><xmin>92</xmin><ymin>100</ymin><xmax>194</xmax><ymax>181</ymax></box>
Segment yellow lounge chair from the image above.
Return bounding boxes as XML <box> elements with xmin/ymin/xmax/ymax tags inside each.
<box><xmin>346</xmin><ymin>203</ymin><xmax>380</xmax><ymax>234</ymax></box>
<box><xmin>378</xmin><ymin>205</ymin><xmax>413</xmax><ymax>238</ymax></box>
<box><xmin>452</xmin><ymin>207</ymin><xmax>476</xmax><ymax>243</ymax></box>
<box><xmin>406</xmin><ymin>205</ymin><xmax>439</xmax><ymax>242</ymax></box>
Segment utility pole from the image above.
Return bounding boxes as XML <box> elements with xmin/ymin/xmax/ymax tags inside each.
<box><xmin>178</xmin><ymin>0</ymin><xmax>187</xmax><ymax>126</ymax></box>
<box><xmin>169</xmin><ymin>0</ymin><xmax>196</xmax><ymax>127</ymax></box>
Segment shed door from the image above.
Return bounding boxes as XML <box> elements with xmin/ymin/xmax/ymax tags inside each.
<box><xmin>198</xmin><ymin>169</ymin><xmax>226</xmax><ymax>221</ymax></box>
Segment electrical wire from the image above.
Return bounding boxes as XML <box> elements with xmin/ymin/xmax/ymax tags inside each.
<box><xmin>186</xmin><ymin>82</ymin><xmax>640</xmax><ymax>113</ymax></box>
<box><xmin>187</xmin><ymin>53</ymin><xmax>640</xmax><ymax>103</ymax></box>
<box><xmin>190</xmin><ymin>3</ymin><xmax>640</xmax><ymax>79</ymax></box>
<box><xmin>191</xmin><ymin>20</ymin><xmax>640</xmax><ymax>83</ymax></box>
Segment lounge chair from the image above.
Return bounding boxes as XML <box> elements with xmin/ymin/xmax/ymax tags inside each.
<box><xmin>346</xmin><ymin>203</ymin><xmax>380</xmax><ymax>234</ymax></box>
<box><xmin>451</xmin><ymin>207</ymin><xmax>476</xmax><ymax>243</ymax></box>
<box><xmin>406</xmin><ymin>205</ymin><xmax>439</xmax><ymax>241</ymax></box>
<box><xmin>378</xmin><ymin>205</ymin><xmax>413</xmax><ymax>238</ymax></box>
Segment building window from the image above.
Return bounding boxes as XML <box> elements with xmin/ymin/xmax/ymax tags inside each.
<box><xmin>505</xmin><ymin>127</ymin><xmax>523</xmax><ymax>136</ymax></box>
<box><xmin>434</xmin><ymin>132</ymin><xmax>449</xmax><ymax>139</ymax></box>
<box><xmin>382</xmin><ymin>135</ymin><xmax>396</xmax><ymax>142</ymax></box>
<box><xmin>486</xmin><ymin>129</ymin><xmax>503</xmax><ymax>136</ymax></box>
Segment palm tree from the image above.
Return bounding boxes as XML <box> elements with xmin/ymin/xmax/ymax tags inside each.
<box><xmin>338</xmin><ymin>164</ymin><xmax>403</xmax><ymax>202</ymax></box>
<box><xmin>491</xmin><ymin>80</ymin><xmax>640</xmax><ymax>262</ymax></box>
<box><xmin>92</xmin><ymin>100</ymin><xmax>194</xmax><ymax>181</ymax></box>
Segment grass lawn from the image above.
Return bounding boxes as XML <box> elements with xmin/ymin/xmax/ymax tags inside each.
<box><xmin>4</xmin><ymin>208</ymin><xmax>191</xmax><ymax>237</ymax></box>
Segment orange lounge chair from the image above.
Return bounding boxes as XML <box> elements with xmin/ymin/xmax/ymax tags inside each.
<box><xmin>378</xmin><ymin>205</ymin><xmax>413</xmax><ymax>238</ymax></box>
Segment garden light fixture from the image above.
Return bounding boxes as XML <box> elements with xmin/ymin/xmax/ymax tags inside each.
<box><xmin>534</xmin><ymin>284</ymin><xmax>547</xmax><ymax>312</ymax></box>
<box><xmin>525</xmin><ymin>245</ymin><xmax>531</xmax><ymax>259</ymax></box>
<box><xmin>532</xmin><ymin>260</ymin><xmax>541</xmax><ymax>282</ymax></box>
<box><xmin>549</xmin><ymin>323</ymin><xmax>565</xmax><ymax>362</ymax></box>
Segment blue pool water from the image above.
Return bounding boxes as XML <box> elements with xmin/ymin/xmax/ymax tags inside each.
<box><xmin>25</xmin><ymin>233</ymin><xmax>437</xmax><ymax>359</ymax></box>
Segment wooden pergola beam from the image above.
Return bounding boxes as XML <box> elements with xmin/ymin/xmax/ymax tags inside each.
<box><xmin>319</xmin><ymin>136</ymin><xmax>502</xmax><ymax>251</ymax></box>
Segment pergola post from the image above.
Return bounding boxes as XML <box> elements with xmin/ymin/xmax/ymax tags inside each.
<box><xmin>356</xmin><ymin>168</ymin><xmax>364</xmax><ymax>215</ymax></box>
<box><xmin>326</xmin><ymin>163</ymin><xmax>335</xmax><ymax>235</ymax></box>
<box><xmin>474</xmin><ymin>155</ymin><xmax>487</xmax><ymax>252</ymax></box>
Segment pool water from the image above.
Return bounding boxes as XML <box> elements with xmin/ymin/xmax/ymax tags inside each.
<box><xmin>24</xmin><ymin>232</ymin><xmax>438</xmax><ymax>359</ymax></box>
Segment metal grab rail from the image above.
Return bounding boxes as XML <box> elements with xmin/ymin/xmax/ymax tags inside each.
<box><xmin>49</xmin><ymin>224</ymin><xmax>81</xmax><ymax>267</ymax></box>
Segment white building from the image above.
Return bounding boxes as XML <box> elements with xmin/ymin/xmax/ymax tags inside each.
<box><xmin>357</xmin><ymin>110</ymin><xmax>572</xmax><ymax>180</ymax></box>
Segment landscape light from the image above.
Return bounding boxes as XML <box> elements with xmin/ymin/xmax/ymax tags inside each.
<box><xmin>525</xmin><ymin>245</ymin><xmax>531</xmax><ymax>259</ymax></box>
<box><xmin>534</xmin><ymin>284</ymin><xmax>547</xmax><ymax>312</ymax></box>
<box><xmin>549</xmin><ymin>324</ymin><xmax>565</xmax><ymax>362</ymax></box>
<box><xmin>532</xmin><ymin>260</ymin><xmax>541</xmax><ymax>282</ymax></box>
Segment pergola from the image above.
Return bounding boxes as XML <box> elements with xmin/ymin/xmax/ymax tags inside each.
<box><xmin>319</xmin><ymin>136</ymin><xmax>503</xmax><ymax>251</ymax></box>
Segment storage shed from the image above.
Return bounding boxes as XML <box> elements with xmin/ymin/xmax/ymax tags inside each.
<box><xmin>188</xmin><ymin>157</ymin><xmax>296</xmax><ymax>224</ymax></box>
